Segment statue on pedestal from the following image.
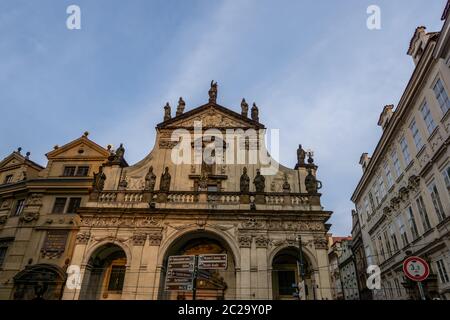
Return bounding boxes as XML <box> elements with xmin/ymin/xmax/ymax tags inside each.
<box><xmin>251</xmin><ymin>103</ymin><xmax>259</xmax><ymax>122</ymax></box>
<box><xmin>240</xmin><ymin>167</ymin><xmax>250</xmax><ymax>193</ymax></box>
<box><xmin>92</xmin><ymin>166</ymin><xmax>106</xmax><ymax>192</ymax></box>
<box><xmin>176</xmin><ymin>97</ymin><xmax>185</xmax><ymax>116</ymax></box>
<box><xmin>159</xmin><ymin>167</ymin><xmax>171</xmax><ymax>192</ymax></box>
<box><xmin>164</xmin><ymin>103</ymin><xmax>171</xmax><ymax>121</ymax></box>
<box><xmin>145</xmin><ymin>166</ymin><xmax>157</xmax><ymax>192</ymax></box>
<box><xmin>253</xmin><ymin>169</ymin><xmax>265</xmax><ymax>193</ymax></box>
<box><xmin>209</xmin><ymin>80</ymin><xmax>218</xmax><ymax>103</ymax></box>
<box><xmin>241</xmin><ymin>98</ymin><xmax>249</xmax><ymax>117</ymax></box>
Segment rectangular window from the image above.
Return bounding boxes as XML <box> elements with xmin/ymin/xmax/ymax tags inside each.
<box><xmin>384</xmin><ymin>162</ymin><xmax>394</xmax><ymax>189</ymax></box>
<box><xmin>416</xmin><ymin>196</ymin><xmax>432</xmax><ymax>231</ymax></box>
<box><xmin>436</xmin><ymin>259</ymin><xmax>449</xmax><ymax>284</ymax></box>
<box><xmin>397</xmin><ymin>215</ymin><xmax>408</xmax><ymax>248</ymax></box>
<box><xmin>108</xmin><ymin>265</ymin><xmax>126</xmax><ymax>291</ymax></box>
<box><xmin>409</xmin><ymin>119</ymin><xmax>424</xmax><ymax>151</ymax></box>
<box><xmin>52</xmin><ymin>198</ymin><xmax>67</xmax><ymax>214</ymax></box>
<box><xmin>0</xmin><ymin>241</ymin><xmax>11</xmax><ymax>268</ymax></box>
<box><xmin>75</xmin><ymin>166</ymin><xmax>89</xmax><ymax>177</ymax></box>
<box><xmin>389</xmin><ymin>224</ymin><xmax>399</xmax><ymax>252</ymax></box>
<box><xmin>373</xmin><ymin>184</ymin><xmax>380</xmax><ymax>206</ymax></box>
<box><xmin>433</xmin><ymin>78</ymin><xmax>450</xmax><ymax>114</ymax></box>
<box><xmin>364</xmin><ymin>197</ymin><xmax>371</xmax><ymax>217</ymax></box>
<box><xmin>407</xmin><ymin>207</ymin><xmax>419</xmax><ymax>240</ymax></box>
<box><xmin>400</xmin><ymin>137</ymin><xmax>411</xmax><ymax>165</ymax></box>
<box><xmin>420</xmin><ymin>101</ymin><xmax>436</xmax><ymax>134</ymax></box>
<box><xmin>12</xmin><ymin>199</ymin><xmax>25</xmax><ymax>217</ymax></box>
<box><xmin>378</xmin><ymin>175</ymin><xmax>386</xmax><ymax>199</ymax></box>
<box><xmin>442</xmin><ymin>165</ymin><xmax>450</xmax><ymax>194</ymax></box>
<box><xmin>63</xmin><ymin>166</ymin><xmax>76</xmax><ymax>177</ymax></box>
<box><xmin>383</xmin><ymin>231</ymin><xmax>392</xmax><ymax>257</ymax></box>
<box><xmin>378</xmin><ymin>235</ymin><xmax>385</xmax><ymax>260</ymax></box>
<box><xmin>369</xmin><ymin>193</ymin><xmax>375</xmax><ymax>212</ymax></box>
<box><xmin>66</xmin><ymin>198</ymin><xmax>82</xmax><ymax>214</ymax></box>
<box><xmin>391</xmin><ymin>151</ymin><xmax>402</xmax><ymax>178</ymax></box>
<box><xmin>428</xmin><ymin>181</ymin><xmax>446</xmax><ymax>222</ymax></box>
<box><xmin>3</xmin><ymin>175</ymin><xmax>13</xmax><ymax>184</ymax></box>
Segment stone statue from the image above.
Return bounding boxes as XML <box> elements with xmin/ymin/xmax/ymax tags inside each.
<box><xmin>118</xmin><ymin>175</ymin><xmax>128</xmax><ymax>190</ymax></box>
<box><xmin>176</xmin><ymin>97</ymin><xmax>185</xmax><ymax>117</ymax></box>
<box><xmin>241</xmin><ymin>98</ymin><xmax>249</xmax><ymax>117</ymax></box>
<box><xmin>297</xmin><ymin>144</ymin><xmax>306</xmax><ymax>166</ymax></box>
<box><xmin>251</xmin><ymin>103</ymin><xmax>259</xmax><ymax>122</ymax></box>
<box><xmin>145</xmin><ymin>166</ymin><xmax>157</xmax><ymax>192</ymax></box>
<box><xmin>305</xmin><ymin>168</ymin><xmax>322</xmax><ymax>194</ymax></box>
<box><xmin>164</xmin><ymin>102</ymin><xmax>171</xmax><ymax>121</ymax></box>
<box><xmin>209</xmin><ymin>80</ymin><xmax>218</xmax><ymax>103</ymax></box>
<box><xmin>115</xmin><ymin>144</ymin><xmax>125</xmax><ymax>162</ymax></box>
<box><xmin>282</xmin><ymin>173</ymin><xmax>291</xmax><ymax>193</ymax></box>
<box><xmin>198</xmin><ymin>172</ymin><xmax>208</xmax><ymax>191</ymax></box>
<box><xmin>159</xmin><ymin>167</ymin><xmax>171</xmax><ymax>192</ymax></box>
<box><xmin>253</xmin><ymin>169</ymin><xmax>265</xmax><ymax>193</ymax></box>
<box><xmin>92</xmin><ymin>166</ymin><xmax>106</xmax><ymax>192</ymax></box>
<box><xmin>240</xmin><ymin>167</ymin><xmax>250</xmax><ymax>193</ymax></box>
<box><xmin>307</xmin><ymin>151</ymin><xmax>314</xmax><ymax>164</ymax></box>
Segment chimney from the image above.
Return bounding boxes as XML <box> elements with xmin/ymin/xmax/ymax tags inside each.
<box><xmin>377</xmin><ymin>105</ymin><xmax>394</xmax><ymax>130</ymax></box>
<box><xmin>359</xmin><ymin>153</ymin><xmax>371</xmax><ymax>172</ymax></box>
<box><xmin>407</xmin><ymin>26</ymin><xmax>432</xmax><ymax>65</ymax></box>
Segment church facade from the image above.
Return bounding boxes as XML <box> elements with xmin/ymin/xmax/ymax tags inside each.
<box><xmin>1</xmin><ymin>83</ymin><xmax>333</xmax><ymax>300</ymax></box>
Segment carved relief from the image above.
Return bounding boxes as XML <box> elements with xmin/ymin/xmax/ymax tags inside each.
<box><xmin>240</xmin><ymin>218</ymin><xmax>265</xmax><ymax>229</ymax></box>
<box><xmin>255</xmin><ymin>235</ymin><xmax>270</xmax><ymax>248</ymax></box>
<box><xmin>81</xmin><ymin>216</ymin><xmax>162</xmax><ymax>228</ymax></box>
<box><xmin>19</xmin><ymin>211</ymin><xmax>39</xmax><ymax>223</ymax></box>
<box><xmin>313</xmin><ymin>237</ymin><xmax>328</xmax><ymax>250</ymax></box>
<box><xmin>238</xmin><ymin>235</ymin><xmax>252</xmax><ymax>248</ymax></box>
<box><xmin>76</xmin><ymin>232</ymin><xmax>91</xmax><ymax>244</ymax></box>
<box><xmin>27</xmin><ymin>193</ymin><xmax>43</xmax><ymax>206</ymax></box>
<box><xmin>132</xmin><ymin>233</ymin><xmax>147</xmax><ymax>246</ymax></box>
<box><xmin>148</xmin><ymin>232</ymin><xmax>163</xmax><ymax>246</ymax></box>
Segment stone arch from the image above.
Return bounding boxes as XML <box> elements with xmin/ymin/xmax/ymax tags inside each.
<box><xmin>12</xmin><ymin>264</ymin><xmax>67</xmax><ymax>300</ymax></box>
<box><xmin>268</xmin><ymin>243</ymin><xmax>318</xmax><ymax>270</ymax></box>
<box><xmin>83</xmin><ymin>240</ymin><xmax>132</xmax><ymax>267</ymax></box>
<box><xmin>157</xmin><ymin>227</ymin><xmax>239</xmax><ymax>300</ymax></box>
<box><xmin>79</xmin><ymin>243</ymin><xmax>128</xmax><ymax>300</ymax></box>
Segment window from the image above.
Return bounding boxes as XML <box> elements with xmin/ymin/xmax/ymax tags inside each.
<box><xmin>373</xmin><ymin>184</ymin><xmax>380</xmax><ymax>206</ymax></box>
<box><xmin>377</xmin><ymin>235</ymin><xmax>385</xmax><ymax>260</ymax></box>
<box><xmin>3</xmin><ymin>175</ymin><xmax>13</xmax><ymax>184</ymax></box>
<box><xmin>407</xmin><ymin>207</ymin><xmax>419</xmax><ymax>240</ymax></box>
<box><xmin>428</xmin><ymin>181</ymin><xmax>446</xmax><ymax>222</ymax></box>
<box><xmin>442</xmin><ymin>165</ymin><xmax>450</xmax><ymax>193</ymax></box>
<box><xmin>391</xmin><ymin>151</ymin><xmax>402</xmax><ymax>178</ymax></box>
<box><xmin>409</xmin><ymin>119</ymin><xmax>423</xmax><ymax>151</ymax></box>
<box><xmin>75</xmin><ymin>166</ymin><xmax>89</xmax><ymax>177</ymax></box>
<box><xmin>107</xmin><ymin>265</ymin><xmax>126</xmax><ymax>291</ymax></box>
<box><xmin>67</xmin><ymin>198</ymin><xmax>82</xmax><ymax>214</ymax></box>
<box><xmin>368</xmin><ymin>193</ymin><xmax>375</xmax><ymax>212</ymax></box>
<box><xmin>420</xmin><ymin>101</ymin><xmax>436</xmax><ymax>134</ymax></box>
<box><xmin>52</xmin><ymin>198</ymin><xmax>67</xmax><ymax>214</ymax></box>
<box><xmin>63</xmin><ymin>166</ymin><xmax>76</xmax><ymax>177</ymax></box>
<box><xmin>433</xmin><ymin>78</ymin><xmax>450</xmax><ymax>114</ymax></box>
<box><xmin>416</xmin><ymin>196</ymin><xmax>432</xmax><ymax>231</ymax></box>
<box><xmin>397</xmin><ymin>215</ymin><xmax>408</xmax><ymax>248</ymax></box>
<box><xmin>436</xmin><ymin>259</ymin><xmax>449</xmax><ymax>284</ymax></box>
<box><xmin>389</xmin><ymin>224</ymin><xmax>399</xmax><ymax>252</ymax></box>
<box><xmin>383</xmin><ymin>231</ymin><xmax>392</xmax><ymax>257</ymax></box>
<box><xmin>12</xmin><ymin>199</ymin><xmax>25</xmax><ymax>217</ymax></box>
<box><xmin>378</xmin><ymin>175</ymin><xmax>386</xmax><ymax>199</ymax></box>
<box><xmin>384</xmin><ymin>162</ymin><xmax>394</xmax><ymax>189</ymax></box>
<box><xmin>0</xmin><ymin>241</ymin><xmax>11</xmax><ymax>268</ymax></box>
<box><xmin>364</xmin><ymin>197</ymin><xmax>371</xmax><ymax>217</ymax></box>
<box><xmin>400</xmin><ymin>137</ymin><xmax>411</xmax><ymax>165</ymax></box>
<box><xmin>277</xmin><ymin>270</ymin><xmax>297</xmax><ymax>296</ymax></box>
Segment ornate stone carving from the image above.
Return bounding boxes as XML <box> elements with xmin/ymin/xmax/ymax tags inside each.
<box><xmin>238</xmin><ymin>235</ymin><xmax>252</xmax><ymax>248</ymax></box>
<box><xmin>282</xmin><ymin>173</ymin><xmax>291</xmax><ymax>193</ymax></box>
<box><xmin>267</xmin><ymin>220</ymin><xmax>324</xmax><ymax>232</ymax></box>
<box><xmin>399</xmin><ymin>186</ymin><xmax>409</xmax><ymax>202</ymax></box>
<box><xmin>27</xmin><ymin>193</ymin><xmax>43</xmax><ymax>206</ymax></box>
<box><xmin>159</xmin><ymin>167</ymin><xmax>171</xmax><ymax>192</ymax></box>
<box><xmin>176</xmin><ymin>97</ymin><xmax>185</xmax><ymax>116</ymax></box>
<box><xmin>19</xmin><ymin>211</ymin><xmax>39</xmax><ymax>223</ymax></box>
<box><xmin>92</xmin><ymin>166</ymin><xmax>106</xmax><ymax>192</ymax></box>
<box><xmin>158</xmin><ymin>140</ymin><xmax>179</xmax><ymax>149</ymax></box>
<box><xmin>305</xmin><ymin>168</ymin><xmax>322</xmax><ymax>194</ymax></box>
<box><xmin>407</xmin><ymin>175</ymin><xmax>420</xmax><ymax>192</ymax></box>
<box><xmin>132</xmin><ymin>233</ymin><xmax>147</xmax><ymax>246</ymax></box>
<box><xmin>240</xmin><ymin>167</ymin><xmax>250</xmax><ymax>193</ymax></box>
<box><xmin>240</xmin><ymin>218</ymin><xmax>265</xmax><ymax>229</ymax></box>
<box><xmin>148</xmin><ymin>232</ymin><xmax>162</xmax><ymax>246</ymax></box>
<box><xmin>253</xmin><ymin>169</ymin><xmax>265</xmax><ymax>193</ymax></box>
<box><xmin>81</xmin><ymin>216</ymin><xmax>161</xmax><ymax>228</ymax></box>
<box><xmin>255</xmin><ymin>235</ymin><xmax>270</xmax><ymax>248</ymax></box>
<box><xmin>76</xmin><ymin>232</ymin><xmax>91</xmax><ymax>244</ymax></box>
<box><xmin>313</xmin><ymin>237</ymin><xmax>328</xmax><ymax>250</ymax></box>
<box><xmin>390</xmin><ymin>196</ymin><xmax>401</xmax><ymax>211</ymax></box>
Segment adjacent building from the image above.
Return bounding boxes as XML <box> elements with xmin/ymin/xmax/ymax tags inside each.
<box><xmin>327</xmin><ymin>236</ymin><xmax>351</xmax><ymax>300</ymax></box>
<box><xmin>351</xmin><ymin>5</ymin><xmax>450</xmax><ymax>300</ymax></box>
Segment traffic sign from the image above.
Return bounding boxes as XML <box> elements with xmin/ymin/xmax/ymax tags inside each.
<box><xmin>403</xmin><ymin>256</ymin><xmax>430</xmax><ymax>282</ymax></box>
<box><xmin>198</xmin><ymin>254</ymin><xmax>227</xmax><ymax>270</ymax></box>
<box><xmin>165</xmin><ymin>255</ymin><xmax>196</xmax><ymax>291</ymax></box>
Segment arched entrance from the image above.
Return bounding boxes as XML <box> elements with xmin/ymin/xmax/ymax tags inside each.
<box><xmin>79</xmin><ymin>243</ymin><xmax>127</xmax><ymax>300</ymax></box>
<box><xmin>271</xmin><ymin>247</ymin><xmax>314</xmax><ymax>300</ymax></box>
<box><xmin>12</xmin><ymin>264</ymin><xmax>67</xmax><ymax>300</ymax></box>
<box><xmin>159</xmin><ymin>231</ymin><xmax>236</xmax><ymax>300</ymax></box>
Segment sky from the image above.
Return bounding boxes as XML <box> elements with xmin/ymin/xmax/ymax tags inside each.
<box><xmin>0</xmin><ymin>0</ymin><xmax>447</xmax><ymax>236</ymax></box>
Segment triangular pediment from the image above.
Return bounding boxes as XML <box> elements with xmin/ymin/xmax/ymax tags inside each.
<box><xmin>157</xmin><ymin>103</ymin><xmax>265</xmax><ymax>130</ymax></box>
<box><xmin>0</xmin><ymin>152</ymin><xmax>43</xmax><ymax>171</ymax></box>
<box><xmin>46</xmin><ymin>135</ymin><xmax>110</xmax><ymax>160</ymax></box>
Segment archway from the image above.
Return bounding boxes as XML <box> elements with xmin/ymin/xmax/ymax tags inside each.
<box><xmin>12</xmin><ymin>264</ymin><xmax>67</xmax><ymax>300</ymax></box>
<box><xmin>159</xmin><ymin>231</ymin><xmax>236</xmax><ymax>300</ymax></box>
<box><xmin>271</xmin><ymin>247</ymin><xmax>314</xmax><ymax>300</ymax></box>
<box><xmin>79</xmin><ymin>243</ymin><xmax>127</xmax><ymax>300</ymax></box>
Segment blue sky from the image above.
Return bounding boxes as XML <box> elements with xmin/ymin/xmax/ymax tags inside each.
<box><xmin>0</xmin><ymin>0</ymin><xmax>447</xmax><ymax>235</ymax></box>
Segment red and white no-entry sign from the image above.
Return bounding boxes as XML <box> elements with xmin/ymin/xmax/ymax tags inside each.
<box><xmin>403</xmin><ymin>256</ymin><xmax>430</xmax><ymax>282</ymax></box>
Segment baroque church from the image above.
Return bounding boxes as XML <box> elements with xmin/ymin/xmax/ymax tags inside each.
<box><xmin>0</xmin><ymin>82</ymin><xmax>333</xmax><ymax>300</ymax></box>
